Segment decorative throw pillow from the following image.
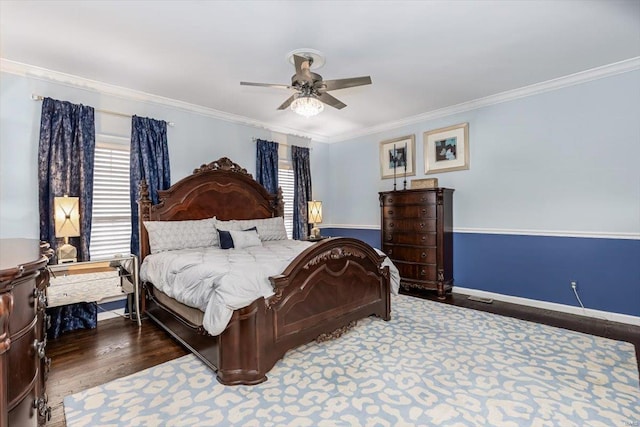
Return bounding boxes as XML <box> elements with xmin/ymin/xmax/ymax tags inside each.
<box><xmin>234</xmin><ymin>217</ymin><xmax>288</xmax><ymax>241</ymax></box>
<box><xmin>217</xmin><ymin>230</ymin><xmax>235</xmax><ymax>249</ymax></box>
<box><xmin>213</xmin><ymin>218</ymin><xmax>241</xmax><ymax>248</ymax></box>
<box><xmin>229</xmin><ymin>229</ymin><xmax>262</xmax><ymax>250</ymax></box>
<box><xmin>144</xmin><ymin>218</ymin><xmax>216</xmax><ymax>253</ymax></box>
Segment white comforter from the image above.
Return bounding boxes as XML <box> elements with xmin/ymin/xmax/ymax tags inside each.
<box><xmin>140</xmin><ymin>240</ymin><xmax>399</xmax><ymax>335</ymax></box>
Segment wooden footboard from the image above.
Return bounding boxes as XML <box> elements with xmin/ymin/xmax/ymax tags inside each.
<box><xmin>216</xmin><ymin>237</ymin><xmax>391</xmax><ymax>385</ymax></box>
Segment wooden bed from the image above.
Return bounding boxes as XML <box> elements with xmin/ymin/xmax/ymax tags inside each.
<box><xmin>138</xmin><ymin>157</ymin><xmax>391</xmax><ymax>385</ymax></box>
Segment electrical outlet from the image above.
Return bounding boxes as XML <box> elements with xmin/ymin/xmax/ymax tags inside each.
<box><xmin>570</xmin><ymin>280</ymin><xmax>578</xmax><ymax>289</ymax></box>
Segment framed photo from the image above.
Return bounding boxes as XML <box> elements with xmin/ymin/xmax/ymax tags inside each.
<box><xmin>423</xmin><ymin>123</ymin><xmax>469</xmax><ymax>174</ymax></box>
<box><xmin>379</xmin><ymin>135</ymin><xmax>416</xmax><ymax>179</ymax></box>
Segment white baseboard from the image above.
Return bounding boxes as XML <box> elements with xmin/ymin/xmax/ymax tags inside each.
<box><xmin>454</xmin><ymin>286</ymin><xmax>640</xmax><ymax>326</ymax></box>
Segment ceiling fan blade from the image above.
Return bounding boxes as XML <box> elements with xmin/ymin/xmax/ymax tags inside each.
<box><xmin>317</xmin><ymin>92</ymin><xmax>347</xmax><ymax>110</ymax></box>
<box><xmin>240</xmin><ymin>81</ymin><xmax>292</xmax><ymax>90</ymax></box>
<box><xmin>277</xmin><ymin>94</ymin><xmax>296</xmax><ymax>110</ymax></box>
<box><xmin>321</xmin><ymin>76</ymin><xmax>372</xmax><ymax>91</ymax></box>
<box><xmin>293</xmin><ymin>54</ymin><xmax>314</xmax><ymax>82</ymax></box>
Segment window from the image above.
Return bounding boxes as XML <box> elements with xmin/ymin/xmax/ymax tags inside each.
<box><xmin>278</xmin><ymin>167</ymin><xmax>295</xmax><ymax>239</ymax></box>
<box><xmin>89</xmin><ymin>143</ymin><xmax>131</xmax><ymax>260</ymax></box>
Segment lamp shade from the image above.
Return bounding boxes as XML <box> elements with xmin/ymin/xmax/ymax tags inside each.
<box><xmin>307</xmin><ymin>200</ymin><xmax>323</xmax><ymax>225</ymax></box>
<box><xmin>54</xmin><ymin>195</ymin><xmax>80</xmax><ymax>238</ymax></box>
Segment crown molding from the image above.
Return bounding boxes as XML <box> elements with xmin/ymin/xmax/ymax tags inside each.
<box><xmin>4</xmin><ymin>57</ymin><xmax>638</xmax><ymax>145</ymax></box>
<box><xmin>328</xmin><ymin>56</ymin><xmax>640</xmax><ymax>143</ymax></box>
<box><xmin>0</xmin><ymin>58</ymin><xmax>326</xmax><ymax>143</ymax></box>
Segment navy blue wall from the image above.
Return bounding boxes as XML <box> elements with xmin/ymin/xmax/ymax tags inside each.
<box><xmin>322</xmin><ymin>227</ymin><xmax>640</xmax><ymax>317</ymax></box>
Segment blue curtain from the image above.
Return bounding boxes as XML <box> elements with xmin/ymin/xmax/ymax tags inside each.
<box><xmin>38</xmin><ymin>97</ymin><xmax>97</xmax><ymax>338</ymax></box>
<box><xmin>255</xmin><ymin>139</ymin><xmax>279</xmax><ymax>194</ymax></box>
<box><xmin>292</xmin><ymin>146</ymin><xmax>312</xmax><ymax>240</ymax></box>
<box><xmin>130</xmin><ymin>115</ymin><xmax>170</xmax><ymax>256</ymax></box>
<box><xmin>38</xmin><ymin>97</ymin><xmax>95</xmax><ymax>262</ymax></box>
<box><xmin>46</xmin><ymin>303</ymin><xmax>98</xmax><ymax>340</ymax></box>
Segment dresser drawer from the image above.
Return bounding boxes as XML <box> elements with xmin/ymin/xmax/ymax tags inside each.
<box><xmin>394</xmin><ymin>261</ymin><xmax>437</xmax><ymax>281</ymax></box>
<box><xmin>8</xmin><ymin>323</ymin><xmax>38</xmax><ymax>408</ymax></box>
<box><xmin>8</xmin><ymin>275</ymin><xmax>37</xmax><ymax>335</ymax></box>
<box><xmin>8</xmin><ymin>386</ymin><xmax>39</xmax><ymax>427</ymax></box>
<box><xmin>384</xmin><ymin>219</ymin><xmax>436</xmax><ymax>233</ymax></box>
<box><xmin>383</xmin><ymin>245</ymin><xmax>436</xmax><ymax>264</ymax></box>
<box><xmin>383</xmin><ymin>232</ymin><xmax>436</xmax><ymax>246</ymax></box>
<box><xmin>381</xmin><ymin>191</ymin><xmax>437</xmax><ymax>206</ymax></box>
<box><xmin>382</xmin><ymin>205</ymin><xmax>436</xmax><ymax>219</ymax></box>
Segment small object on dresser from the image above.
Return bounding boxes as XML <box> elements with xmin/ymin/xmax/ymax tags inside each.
<box><xmin>410</xmin><ymin>178</ymin><xmax>439</xmax><ymax>189</ymax></box>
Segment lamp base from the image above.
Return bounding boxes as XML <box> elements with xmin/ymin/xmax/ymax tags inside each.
<box><xmin>57</xmin><ymin>243</ymin><xmax>77</xmax><ymax>264</ymax></box>
<box><xmin>310</xmin><ymin>225</ymin><xmax>321</xmax><ymax>239</ymax></box>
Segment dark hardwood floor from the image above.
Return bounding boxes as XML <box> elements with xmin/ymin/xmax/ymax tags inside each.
<box><xmin>46</xmin><ymin>316</ymin><xmax>187</xmax><ymax>427</ymax></box>
<box><xmin>45</xmin><ymin>292</ymin><xmax>640</xmax><ymax>426</ymax></box>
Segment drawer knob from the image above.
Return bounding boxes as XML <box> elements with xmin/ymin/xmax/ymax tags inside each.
<box><xmin>422</xmin><ymin>209</ymin><xmax>426</xmax><ymax>214</ymax></box>
<box><xmin>389</xmin><ymin>222</ymin><xmax>394</xmax><ymax>227</ymax></box>
<box><xmin>420</xmin><ymin>269</ymin><xmax>426</xmax><ymax>276</ymax></box>
<box><xmin>388</xmin><ymin>197</ymin><xmax>393</xmax><ymax>202</ymax></box>
<box><xmin>34</xmin><ymin>288</ymin><xmax>47</xmax><ymax>310</ymax></box>
<box><xmin>420</xmin><ymin>223</ymin><xmax>425</xmax><ymax>228</ymax></box>
<box><xmin>388</xmin><ymin>210</ymin><xmax>393</xmax><ymax>215</ymax></box>
<box><xmin>421</xmin><ymin>252</ymin><xmax>426</xmax><ymax>259</ymax></box>
<box><xmin>388</xmin><ymin>249</ymin><xmax>393</xmax><ymax>255</ymax></box>
<box><xmin>34</xmin><ymin>396</ymin><xmax>52</xmax><ymax>422</ymax></box>
<box><xmin>32</xmin><ymin>338</ymin><xmax>47</xmax><ymax>359</ymax></box>
<box><xmin>387</xmin><ymin>235</ymin><xmax>393</xmax><ymax>241</ymax></box>
<box><xmin>421</xmin><ymin>236</ymin><xmax>426</xmax><ymax>241</ymax></box>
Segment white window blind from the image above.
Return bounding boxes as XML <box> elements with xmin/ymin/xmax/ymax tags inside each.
<box><xmin>90</xmin><ymin>144</ymin><xmax>131</xmax><ymax>260</ymax></box>
<box><xmin>278</xmin><ymin>167</ymin><xmax>295</xmax><ymax>239</ymax></box>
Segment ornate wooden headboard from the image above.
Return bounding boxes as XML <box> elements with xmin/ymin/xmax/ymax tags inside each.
<box><xmin>137</xmin><ymin>157</ymin><xmax>284</xmax><ymax>262</ymax></box>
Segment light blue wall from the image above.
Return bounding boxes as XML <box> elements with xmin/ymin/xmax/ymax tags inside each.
<box><xmin>324</xmin><ymin>70</ymin><xmax>640</xmax><ymax>317</ymax></box>
<box><xmin>0</xmin><ymin>71</ymin><xmax>329</xmax><ymax>238</ymax></box>
<box><xmin>2</xmin><ymin>68</ymin><xmax>638</xmax><ymax>317</ymax></box>
<box><xmin>325</xmin><ymin>70</ymin><xmax>640</xmax><ymax>235</ymax></box>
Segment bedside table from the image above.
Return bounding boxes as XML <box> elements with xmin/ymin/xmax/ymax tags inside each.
<box><xmin>307</xmin><ymin>236</ymin><xmax>329</xmax><ymax>242</ymax></box>
<box><xmin>47</xmin><ymin>254</ymin><xmax>141</xmax><ymax>326</ymax></box>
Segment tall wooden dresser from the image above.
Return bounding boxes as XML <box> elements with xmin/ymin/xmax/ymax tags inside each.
<box><xmin>379</xmin><ymin>188</ymin><xmax>454</xmax><ymax>299</ymax></box>
<box><xmin>0</xmin><ymin>239</ymin><xmax>52</xmax><ymax>427</ymax></box>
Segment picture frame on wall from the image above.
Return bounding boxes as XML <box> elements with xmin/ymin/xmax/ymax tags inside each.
<box><xmin>379</xmin><ymin>135</ymin><xmax>416</xmax><ymax>179</ymax></box>
<box><xmin>423</xmin><ymin>123</ymin><xmax>469</xmax><ymax>174</ymax></box>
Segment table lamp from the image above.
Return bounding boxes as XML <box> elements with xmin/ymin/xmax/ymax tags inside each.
<box><xmin>307</xmin><ymin>200</ymin><xmax>323</xmax><ymax>239</ymax></box>
<box><xmin>54</xmin><ymin>195</ymin><xmax>80</xmax><ymax>263</ymax></box>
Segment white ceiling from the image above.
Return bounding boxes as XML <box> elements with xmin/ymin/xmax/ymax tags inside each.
<box><xmin>1</xmin><ymin>1</ymin><xmax>639</xmax><ymax>142</ymax></box>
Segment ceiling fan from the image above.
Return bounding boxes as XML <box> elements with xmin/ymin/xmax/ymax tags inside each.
<box><xmin>240</xmin><ymin>54</ymin><xmax>372</xmax><ymax>117</ymax></box>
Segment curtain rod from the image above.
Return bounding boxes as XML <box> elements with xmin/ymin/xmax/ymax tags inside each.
<box><xmin>31</xmin><ymin>94</ymin><xmax>175</xmax><ymax>127</ymax></box>
<box><xmin>251</xmin><ymin>137</ymin><xmax>312</xmax><ymax>150</ymax></box>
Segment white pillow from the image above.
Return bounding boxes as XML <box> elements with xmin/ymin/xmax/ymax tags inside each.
<box><xmin>229</xmin><ymin>229</ymin><xmax>262</xmax><ymax>249</ymax></box>
<box><xmin>144</xmin><ymin>218</ymin><xmax>216</xmax><ymax>253</ymax></box>
<box><xmin>214</xmin><ymin>218</ymin><xmax>241</xmax><ymax>231</ymax></box>
<box><xmin>234</xmin><ymin>217</ymin><xmax>288</xmax><ymax>241</ymax></box>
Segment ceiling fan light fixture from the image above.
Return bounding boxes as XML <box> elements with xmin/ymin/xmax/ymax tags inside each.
<box><xmin>291</xmin><ymin>95</ymin><xmax>324</xmax><ymax>118</ymax></box>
